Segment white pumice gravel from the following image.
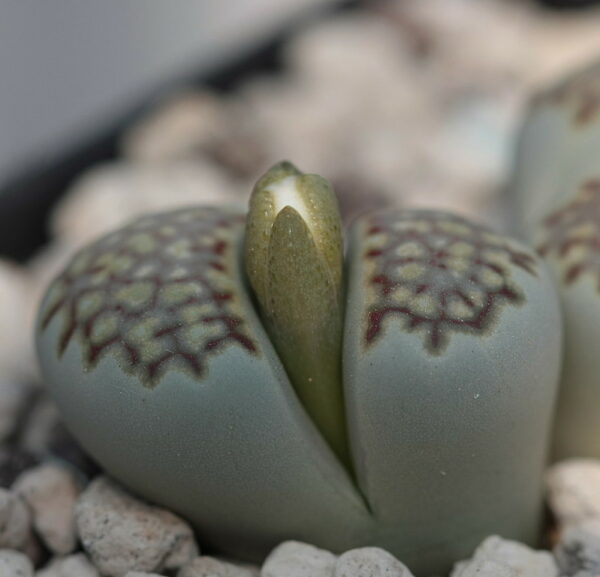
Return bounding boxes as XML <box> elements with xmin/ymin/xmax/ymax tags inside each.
<box><xmin>179</xmin><ymin>556</ymin><xmax>259</xmax><ymax>577</ymax></box>
<box><xmin>334</xmin><ymin>547</ymin><xmax>414</xmax><ymax>577</ymax></box>
<box><xmin>36</xmin><ymin>553</ymin><xmax>100</xmax><ymax>577</ymax></box>
<box><xmin>13</xmin><ymin>462</ymin><xmax>81</xmax><ymax>555</ymax></box>
<box><xmin>0</xmin><ymin>488</ymin><xmax>31</xmax><ymax>550</ymax></box>
<box><xmin>452</xmin><ymin>559</ymin><xmax>516</xmax><ymax>577</ymax></box>
<box><xmin>121</xmin><ymin>91</ymin><xmax>228</xmax><ymax>163</ymax></box>
<box><xmin>554</xmin><ymin>519</ymin><xmax>600</xmax><ymax>577</ymax></box>
<box><xmin>450</xmin><ymin>536</ymin><xmax>558</xmax><ymax>577</ymax></box>
<box><xmin>0</xmin><ymin>549</ymin><xmax>34</xmax><ymax>577</ymax></box>
<box><xmin>547</xmin><ymin>460</ymin><xmax>600</xmax><ymax>528</ymax></box>
<box><xmin>261</xmin><ymin>541</ymin><xmax>337</xmax><ymax>577</ymax></box>
<box><xmin>75</xmin><ymin>476</ymin><xmax>198</xmax><ymax>577</ymax></box>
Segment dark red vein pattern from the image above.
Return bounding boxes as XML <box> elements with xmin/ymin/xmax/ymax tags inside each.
<box><xmin>40</xmin><ymin>207</ymin><xmax>257</xmax><ymax>387</ymax></box>
<box><xmin>362</xmin><ymin>211</ymin><xmax>537</xmax><ymax>354</ymax></box>
<box><xmin>538</xmin><ymin>179</ymin><xmax>600</xmax><ymax>288</ymax></box>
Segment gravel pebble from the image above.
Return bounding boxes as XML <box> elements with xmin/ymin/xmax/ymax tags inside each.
<box><xmin>125</xmin><ymin>573</ymin><xmax>166</xmax><ymax>577</ymax></box>
<box><xmin>13</xmin><ymin>462</ymin><xmax>81</xmax><ymax>555</ymax></box>
<box><xmin>450</xmin><ymin>536</ymin><xmax>558</xmax><ymax>577</ymax></box>
<box><xmin>0</xmin><ymin>488</ymin><xmax>31</xmax><ymax>550</ymax></box>
<box><xmin>122</xmin><ymin>91</ymin><xmax>227</xmax><ymax>163</ymax></box>
<box><xmin>452</xmin><ymin>559</ymin><xmax>516</xmax><ymax>577</ymax></box>
<box><xmin>547</xmin><ymin>460</ymin><xmax>600</xmax><ymax>528</ymax></box>
<box><xmin>36</xmin><ymin>553</ymin><xmax>99</xmax><ymax>577</ymax></box>
<box><xmin>554</xmin><ymin>519</ymin><xmax>600</xmax><ymax>577</ymax></box>
<box><xmin>75</xmin><ymin>476</ymin><xmax>198</xmax><ymax>577</ymax></box>
<box><xmin>179</xmin><ymin>556</ymin><xmax>258</xmax><ymax>577</ymax></box>
<box><xmin>261</xmin><ymin>541</ymin><xmax>336</xmax><ymax>577</ymax></box>
<box><xmin>0</xmin><ymin>549</ymin><xmax>34</xmax><ymax>577</ymax></box>
<box><xmin>334</xmin><ymin>547</ymin><xmax>414</xmax><ymax>577</ymax></box>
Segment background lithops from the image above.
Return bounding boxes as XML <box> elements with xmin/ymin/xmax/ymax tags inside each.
<box><xmin>36</xmin><ymin>162</ymin><xmax>562</xmax><ymax>576</ymax></box>
<box><xmin>511</xmin><ymin>62</ymin><xmax>600</xmax><ymax>236</ymax></box>
<box><xmin>512</xmin><ymin>62</ymin><xmax>600</xmax><ymax>459</ymax></box>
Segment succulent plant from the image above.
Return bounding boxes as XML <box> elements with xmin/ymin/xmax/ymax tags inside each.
<box><xmin>37</xmin><ymin>162</ymin><xmax>561</xmax><ymax>576</ymax></box>
<box><xmin>511</xmin><ymin>62</ymin><xmax>600</xmax><ymax>459</ymax></box>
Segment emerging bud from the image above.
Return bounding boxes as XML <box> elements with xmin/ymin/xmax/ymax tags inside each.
<box><xmin>244</xmin><ymin>161</ymin><xmax>349</xmax><ymax>466</ymax></box>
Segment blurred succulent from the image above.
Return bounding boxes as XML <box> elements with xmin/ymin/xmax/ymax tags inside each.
<box><xmin>37</xmin><ymin>162</ymin><xmax>561</xmax><ymax>576</ymax></box>
<box><xmin>511</xmin><ymin>61</ymin><xmax>600</xmax><ymax>459</ymax></box>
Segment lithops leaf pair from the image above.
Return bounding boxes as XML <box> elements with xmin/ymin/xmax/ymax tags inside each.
<box><xmin>37</xmin><ymin>162</ymin><xmax>561</xmax><ymax>576</ymax></box>
<box><xmin>511</xmin><ymin>62</ymin><xmax>600</xmax><ymax>459</ymax></box>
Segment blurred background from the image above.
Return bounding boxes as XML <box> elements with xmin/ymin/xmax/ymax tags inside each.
<box><xmin>1</xmin><ymin>0</ymin><xmax>600</xmax><ymax>264</ymax></box>
<box><xmin>0</xmin><ymin>0</ymin><xmax>332</xmax><ymax>185</ymax></box>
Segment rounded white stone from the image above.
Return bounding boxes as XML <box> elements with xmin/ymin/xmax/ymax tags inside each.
<box><xmin>450</xmin><ymin>536</ymin><xmax>558</xmax><ymax>577</ymax></box>
<box><xmin>334</xmin><ymin>547</ymin><xmax>414</xmax><ymax>577</ymax></box>
<box><xmin>75</xmin><ymin>477</ymin><xmax>198</xmax><ymax>577</ymax></box>
<box><xmin>547</xmin><ymin>460</ymin><xmax>600</xmax><ymax>527</ymax></box>
<box><xmin>13</xmin><ymin>463</ymin><xmax>81</xmax><ymax>555</ymax></box>
<box><xmin>0</xmin><ymin>549</ymin><xmax>33</xmax><ymax>577</ymax></box>
<box><xmin>261</xmin><ymin>542</ymin><xmax>336</xmax><ymax>577</ymax></box>
<box><xmin>178</xmin><ymin>556</ymin><xmax>257</xmax><ymax>577</ymax></box>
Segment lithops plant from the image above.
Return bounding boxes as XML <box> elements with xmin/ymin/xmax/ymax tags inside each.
<box><xmin>36</xmin><ymin>162</ymin><xmax>562</xmax><ymax>576</ymax></box>
<box><xmin>511</xmin><ymin>62</ymin><xmax>600</xmax><ymax>459</ymax></box>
